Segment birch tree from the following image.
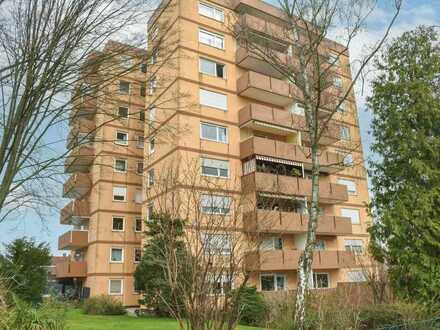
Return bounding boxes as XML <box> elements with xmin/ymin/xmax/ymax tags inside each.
<box><xmin>235</xmin><ymin>0</ymin><xmax>401</xmax><ymax>327</ymax></box>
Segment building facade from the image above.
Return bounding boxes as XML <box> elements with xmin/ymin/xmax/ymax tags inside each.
<box><xmin>57</xmin><ymin>0</ymin><xmax>370</xmax><ymax>306</ymax></box>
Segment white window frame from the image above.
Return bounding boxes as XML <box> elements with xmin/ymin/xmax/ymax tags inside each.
<box><xmin>147</xmin><ymin>169</ymin><xmax>155</xmax><ymax>187</ymax></box>
<box><xmin>199</xmin><ymin>88</ymin><xmax>227</xmax><ymax>111</ymax></box>
<box><xmin>119</xmin><ymin>81</ymin><xmax>130</xmax><ymax>94</ymax></box>
<box><xmin>134</xmin><ymin>247</ymin><xmax>142</xmax><ymax>263</ymax></box>
<box><xmin>114</xmin><ymin>158</ymin><xmax>128</xmax><ymax>173</ymax></box>
<box><xmin>200</xmin><ymin>122</ymin><xmax>228</xmax><ymax>143</ymax></box>
<box><xmin>198</xmin><ymin>2</ymin><xmax>224</xmax><ymax>22</ymax></box>
<box><xmin>290</xmin><ymin>103</ymin><xmax>305</xmax><ymax>116</ymax></box>
<box><xmin>117</xmin><ymin>106</ymin><xmax>129</xmax><ymax>119</ymax></box>
<box><xmin>134</xmin><ymin>189</ymin><xmax>142</xmax><ymax>204</ymax></box>
<box><xmin>260</xmin><ymin>273</ymin><xmax>286</xmax><ymax>292</ymax></box>
<box><xmin>328</xmin><ymin>52</ymin><xmax>340</xmax><ymax>66</ymax></box>
<box><xmin>112</xmin><ymin>186</ymin><xmax>127</xmax><ymax>202</ymax></box>
<box><xmin>347</xmin><ymin>270</ymin><xmax>367</xmax><ymax>282</ymax></box>
<box><xmin>199</xmin><ymin>28</ymin><xmax>224</xmax><ymax>49</ymax></box>
<box><xmin>109</xmin><ymin>247</ymin><xmax>124</xmax><ymax>263</ymax></box>
<box><xmin>108</xmin><ymin>279</ymin><xmax>123</xmax><ymax>295</ymax></box>
<box><xmin>201</xmin><ymin>194</ymin><xmax>231</xmax><ymax>215</ymax></box>
<box><xmin>136</xmin><ymin>161</ymin><xmax>144</xmax><ymax>175</ymax></box>
<box><xmin>115</xmin><ymin>131</ymin><xmax>129</xmax><ymax>146</ymax></box>
<box><xmin>149</xmin><ymin>137</ymin><xmax>155</xmax><ymax>154</ymax></box>
<box><xmin>134</xmin><ymin>218</ymin><xmax>143</xmax><ymax>232</ymax></box>
<box><xmin>345</xmin><ymin>239</ymin><xmax>364</xmax><ymax>254</ymax></box>
<box><xmin>260</xmin><ymin>237</ymin><xmax>283</xmax><ymax>251</ymax></box>
<box><xmin>199</xmin><ymin>58</ymin><xmax>226</xmax><ymax>79</ymax></box>
<box><xmin>147</xmin><ymin>203</ymin><xmax>154</xmax><ymax>222</ymax></box>
<box><xmin>341</xmin><ymin>208</ymin><xmax>361</xmax><ymax>225</ymax></box>
<box><xmin>112</xmin><ymin>216</ymin><xmax>125</xmax><ymax>232</ymax></box>
<box><xmin>201</xmin><ymin>157</ymin><xmax>229</xmax><ymax>178</ymax></box>
<box><xmin>202</xmin><ymin>233</ymin><xmax>232</xmax><ymax>255</ymax></box>
<box><xmin>148</xmin><ymin>76</ymin><xmax>157</xmax><ymax>95</ymax></box>
<box><xmin>148</xmin><ymin>107</ymin><xmax>156</xmax><ymax>123</ymax></box>
<box><xmin>312</xmin><ymin>272</ymin><xmax>330</xmax><ymax>289</ymax></box>
<box><xmin>337</xmin><ymin>178</ymin><xmax>357</xmax><ymax>195</ymax></box>
<box><xmin>340</xmin><ymin>125</ymin><xmax>351</xmax><ymax>140</ymax></box>
<box><xmin>208</xmin><ymin>274</ymin><xmax>233</xmax><ymax>295</ymax></box>
<box><xmin>150</xmin><ymin>26</ymin><xmax>159</xmax><ymax>41</ymax></box>
<box><xmin>333</xmin><ymin>76</ymin><xmax>343</xmax><ymax>89</ymax></box>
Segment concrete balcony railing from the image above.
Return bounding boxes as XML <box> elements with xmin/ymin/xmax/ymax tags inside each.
<box><xmin>242</xmin><ymin>172</ymin><xmax>348</xmax><ymax>204</ymax></box>
<box><xmin>237</xmin><ymin>71</ymin><xmax>299</xmax><ymax>107</ymax></box>
<box><xmin>60</xmin><ymin>199</ymin><xmax>90</xmax><ymax>225</ymax></box>
<box><xmin>233</xmin><ymin>0</ymin><xmax>286</xmax><ymax>21</ymax></box>
<box><xmin>64</xmin><ymin>144</ymin><xmax>94</xmax><ymax>173</ymax></box>
<box><xmin>236</xmin><ymin>47</ymin><xmax>287</xmax><ymax>79</ymax></box>
<box><xmin>58</xmin><ymin>230</ymin><xmax>89</xmax><ymax>250</ymax></box>
<box><xmin>240</xmin><ymin>136</ymin><xmax>344</xmax><ymax>173</ymax></box>
<box><xmin>55</xmin><ymin>260</ymin><xmax>87</xmax><ymax>278</ymax></box>
<box><xmin>71</xmin><ymin>95</ymin><xmax>97</xmax><ymax>120</ymax></box>
<box><xmin>63</xmin><ymin>173</ymin><xmax>91</xmax><ymax>199</ymax></box>
<box><xmin>243</xmin><ymin>210</ymin><xmax>352</xmax><ymax>235</ymax></box>
<box><xmin>67</xmin><ymin>117</ymin><xmax>96</xmax><ymax>148</ymax></box>
<box><xmin>245</xmin><ymin>250</ymin><xmax>356</xmax><ymax>271</ymax></box>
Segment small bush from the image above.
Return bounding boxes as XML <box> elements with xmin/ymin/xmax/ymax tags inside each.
<box><xmin>236</xmin><ymin>286</ymin><xmax>268</xmax><ymax>326</ymax></box>
<box><xmin>82</xmin><ymin>295</ymin><xmax>126</xmax><ymax>315</ymax></box>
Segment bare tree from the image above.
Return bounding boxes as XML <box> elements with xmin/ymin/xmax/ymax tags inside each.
<box><xmin>0</xmin><ymin>0</ymin><xmax>160</xmax><ymax>222</ymax></box>
<box><xmin>233</xmin><ymin>0</ymin><xmax>401</xmax><ymax>327</ymax></box>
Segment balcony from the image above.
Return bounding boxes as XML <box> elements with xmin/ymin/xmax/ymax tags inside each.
<box><xmin>63</xmin><ymin>173</ymin><xmax>91</xmax><ymax>199</ymax></box>
<box><xmin>70</xmin><ymin>95</ymin><xmax>97</xmax><ymax>120</ymax></box>
<box><xmin>58</xmin><ymin>230</ymin><xmax>88</xmax><ymax>250</ymax></box>
<box><xmin>240</xmin><ymin>136</ymin><xmax>344</xmax><ymax>173</ymax></box>
<box><xmin>233</xmin><ymin>0</ymin><xmax>286</xmax><ymax>21</ymax></box>
<box><xmin>55</xmin><ymin>259</ymin><xmax>87</xmax><ymax>278</ymax></box>
<box><xmin>243</xmin><ymin>210</ymin><xmax>352</xmax><ymax>235</ymax></box>
<box><xmin>67</xmin><ymin>117</ymin><xmax>96</xmax><ymax>148</ymax></box>
<box><xmin>237</xmin><ymin>71</ymin><xmax>297</xmax><ymax>107</ymax></box>
<box><xmin>245</xmin><ymin>250</ymin><xmax>356</xmax><ymax>271</ymax></box>
<box><xmin>236</xmin><ymin>47</ymin><xmax>287</xmax><ymax>79</ymax></box>
<box><xmin>242</xmin><ymin>172</ymin><xmax>348</xmax><ymax>204</ymax></box>
<box><xmin>60</xmin><ymin>199</ymin><xmax>90</xmax><ymax>225</ymax></box>
<box><xmin>64</xmin><ymin>144</ymin><xmax>94</xmax><ymax>173</ymax></box>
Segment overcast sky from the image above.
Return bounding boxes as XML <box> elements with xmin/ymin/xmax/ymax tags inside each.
<box><xmin>0</xmin><ymin>0</ymin><xmax>439</xmax><ymax>255</ymax></box>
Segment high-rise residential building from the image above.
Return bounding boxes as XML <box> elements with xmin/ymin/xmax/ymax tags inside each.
<box><xmin>56</xmin><ymin>0</ymin><xmax>371</xmax><ymax>306</ymax></box>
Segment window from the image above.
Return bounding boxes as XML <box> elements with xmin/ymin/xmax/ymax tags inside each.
<box><xmin>337</xmin><ymin>151</ymin><xmax>354</xmax><ymax>167</ymax></box>
<box><xmin>200</xmin><ymin>122</ymin><xmax>228</xmax><ymax>143</ymax></box>
<box><xmin>337</xmin><ymin>178</ymin><xmax>357</xmax><ymax>195</ymax></box>
<box><xmin>139</xmin><ymin>109</ymin><xmax>145</xmax><ymax>121</ymax></box>
<box><xmin>201</xmin><ymin>195</ymin><xmax>231</xmax><ymax>215</ymax></box>
<box><xmin>115</xmin><ymin>131</ymin><xmax>128</xmax><ymax>146</ymax></box>
<box><xmin>199</xmin><ymin>58</ymin><xmax>225</xmax><ymax>78</ymax></box>
<box><xmin>136</xmin><ymin>135</ymin><xmax>144</xmax><ymax>149</ymax></box>
<box><xmin>135</xmin><ymin>189</ymin><xmax>142</xmax><ymax>204</ymax></box>
<box><xmin>149</xmin><ymin>138</ymin><xmax>155</xmax><ymax>154</ymax></box>
<box><xmin>110</xmin><ymin>248</ymin><xmax>123</xmax><ymax>263</ymax></box>
<box><xmin>148</xmin><ymin>77</ymin><xmax>157</xmax><ymax>95</ymax></box>
<box><xmin>198</xmin><ymin>2</ymin><xmax>224</xmax><ymax>22</ymax></box>
<box><xmin>148</xmin><ymin>107</ymin><xmax>156</xmax><ymax>123</ymax></box>
<box><xmin>341</xmin><ymin>208</ymin><xmax>361</xmax><ymax>225</ymax></box>
<box><xmin>260</xmin><ymin>237</ymin><xmax>283</xmax><ymax>251</ymax></box>
<box><xmin>208</xmin><ymin>274</ymin><xmax>232</xmax><ymax>295</ymax></box>
<box><xmin>140</xmin><ymin>63</ymin><xmax>147</xmax><ymax>73</ymax></box>
<box><xmin>290</xmin><ymin>103</ymin><xmax>305</xmax><ymax>116</ymax></box>
<box><xmin>112</xmin><ymin>217</ymin><xmax>124</xmax><ymax>231</ymax></box>
<box><xmin>147</xmin><ymin>169</ymin><xmax>155</xmax><ymax>187</ymax></box>
<box><xmin>134</xmin><ymin>248</ymin><xmax>142</xmax><ymax>263</ymax></box>
<box><xmin>119</xmin><ymin>81</ymin><xmax>130</xmax><ymax>94</ymax></box>
<box><xmin>201</xmin><ymin>157</ymin><xmax>229</xmax><ymax>178</ymax></box>
<box><xmin>150</xmin><ymin>26</ymin><xmax>159</xmax><ymax>41</ymax></box>
<box><xmin>117</xmin><ymin>106</ymin><xmax>129</xmax><ymax>119</ymax></box>
<box><xmin>312</xmin><ymin>273</ymin><xmax>329</xmax><ymax>289</ymax></box>
<box><xmin>199</xmin><ymin>29</ymin><xmax>224</xmax><ymax>49</ymax></box>
<box><xmin>150</xmin><ymin>49</ymin><xmax>159</xmax><ymax>65</ymax></box>
<box><xmin>147</xmin><ymin>203</ymin><xmax>154</xmax><ymax>222</ymax></box>
<box><xmin>337</xmin><ymin>101</ymin><xmax>347</xmax><ymax>113</ymax></box>
<box><xmin>345</xmin><ymin>239</ymin><xmax>364</xmax><ymax>254</ymax></box>
<box><xmin>140</xmin><ymin>85</ymin><xmax>146</xmax><ymax>97</ymax></box>
<box><xmin>137</xmin><ymin>161</ymin><xmax>144</xmax><ymax>175</ymax></box>
<box><xmin>340</xmin><ymin>125</ymin><xmax>351</xmax><ymax>140</ymax></box>
<box><xmin>114</xmin><ymin>159</ymin><xmax>127</xmax><ymax>173</ymax></box>
<box><xmin>333</xmin><ymin>76</ymin><xmax>343</xmax><ymax>89</ymax></box>
<box><xmin>347</xmin><ymin>270</ymin><xmax>367</xmax><ymax>282</ymax></box>
<box><xmin>199</xmin><ymin>89</ymin><xmax>227</xmax><ymax>110</ymax></box>
<box><xmin>135</xmin><ymin>218</ymin><xmax>142</xmax><ymax>232</ymax></box>
<box><xmin>261</xmin><ymin>274</ymin><xmax>286</xmax><ymax>291</ymax></box>
<box><xmin>120</xmin><ymin>56</ymin><xmax>133</xmax><ymax>69</ymax></box>
<box><xmin>113</xmin><ymin>186</ymin><xmax>127</xmax><ymax>202</ymax></box>
<box><xmin>314</xmin><ymin>239</ymin><xmax>326</xmax><ymax>251</ymax></box>
<box><xmin>203</xmin><ymin>234</ymin><xmax>231</xmax><ymax>255</ymax></box>
<box><xmin>109</xmin><ymin>279</ymin><xmax>123</xmax><ymax>295</ymax></box>
<box><xmin>327</xmin><ymin>52</ymin><xmax>340</xmax><ymax>66</ymax></box>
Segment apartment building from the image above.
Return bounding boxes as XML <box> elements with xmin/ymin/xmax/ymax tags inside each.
<box><xmin>56</xmin><ymin>42</ymin><xmax>147</xmax><ymax>306</ymax></box>
<box><xmin>145</xmin><ymin>0</ymin><xmax>370</xmax><ymax>294</ymax></box>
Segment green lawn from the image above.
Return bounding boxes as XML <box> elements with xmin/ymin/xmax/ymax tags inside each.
<box><xmin>66</xmin><ymin>309</ymin><xmax>261</xmax><ymax>330</ymax></box>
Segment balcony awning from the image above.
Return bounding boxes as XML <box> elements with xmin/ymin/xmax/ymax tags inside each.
<box><xmin>252</xmin><ymin>120</ymin><xmax>298</xmax><ymax>133</ymax></box>
<box><xmin>256</xmin><ymin>155</ymin><xmax>303</xmax><ymax>168</ymax></box>
<box><xmin>258</xmin><ymin>192</ymin><xmax>307</xmax><ymax>201</ymax></box>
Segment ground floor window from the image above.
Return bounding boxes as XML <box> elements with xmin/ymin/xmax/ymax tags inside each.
<box><xmin>347</xmin><ymin>270</ymin><xmax>367</xmax><ymax>282</ymax></box>
<box><xmin>109</xmin><ymin>279</ymin><xmax>123</xmax><ymax>295</ymax></box>
<box><xmin>261</xmin><ymin>273</ymin><xmax>286</xmax><ymax>291</ymax></box>
<box><xmin>208</xmin><ymin>274</ymin><xmax>232</xmax><ymax>295</ymax></box>
<box><xmin>312</xmin><ymin>273</ymin><xmax>330</xmax><ymax>289</ymax></box>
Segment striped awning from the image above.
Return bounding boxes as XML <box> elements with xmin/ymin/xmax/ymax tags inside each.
<box><xmin>253</xmin><ymin>120</ymin><xmax>298</xmax><ymax>133</ymax></box>
<box><xmin>256</xmin><ymin>155</ymin><xmax>303</xmax><ymax>167</ymax></box>
<box><xmin>258</xmin><ymin>192</ymin><xmax>307</xmax><ymax>201</ymax></box>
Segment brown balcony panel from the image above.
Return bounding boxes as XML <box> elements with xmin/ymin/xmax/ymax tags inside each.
<box><xmin>64</xmin><ymin>145</ymin><xmax>94</xmax><ymax>173</ymax></box>
<box><xmin>241</xmin><ymin>172</ymin><xmax>348</xmax><ymax>204</ymax></box>
<box><xmin>67</xmin><ymin>118</ymin><xmax>96</xmax><ymax>148</ymax></box>
<box><xmin>60</xmin><ymin>199</ymin><xmax>90</xmax><ymax>225</ymax></box>
<box><xmin>302</xmin><ymin>121</ymin><xmax>342</xmax><ymax>145</ymax></box>
<box><xmin>239</xmin><ymin>104</ymin><xmax>306</xmax><ymax>135</ymax></box>
<box><xmin>245</xmin><ymin>250</ymin><xmax>356</xmax><ymax>271</ymax></box>
<box><xmin>243</xmin><ymin>210</ymin><xmax>352</xmax><ymax>235</ymax></box>
<box><xmin>233</xmin><ymin>0</ymin><xmax>285</xmax><ymax>21</ymax></box>
<box><xmin>55</xmin><ymin>260</ymin><xmax>87</xmax><ymax>278</ymax></box>
<box><xmin>58</xmin><ymin>230</ymin><xmax>88</xmax><ymax>250</ymax></box>
<box><xmin>236</xmin><ymin>47</ymin><xmax>287</xmax><ymax>79</ymax></box>
<box><xmin>63</xmin><ymin>173</ymin><xmax>91</xmax><ymax>198</ymax></box>
<box><xmin>71</xmin><ymin>95</ymin><xmax>97</xmax><ymax>119</ymax></box>
<box><xmin>240</xmin><ymin>136</ymin><xmax>344</xmax><ymax>173</ymax></box>
<box><xmin>237</xmin><ymin>71</ymin><xmax>293</xmax><ymax>107</ymax></box>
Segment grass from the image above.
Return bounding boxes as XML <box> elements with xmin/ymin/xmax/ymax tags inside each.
<box><xmin>66</xmin><ymin>309</ymin><xmax>261</xmax><ymax>330</ymax></box>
